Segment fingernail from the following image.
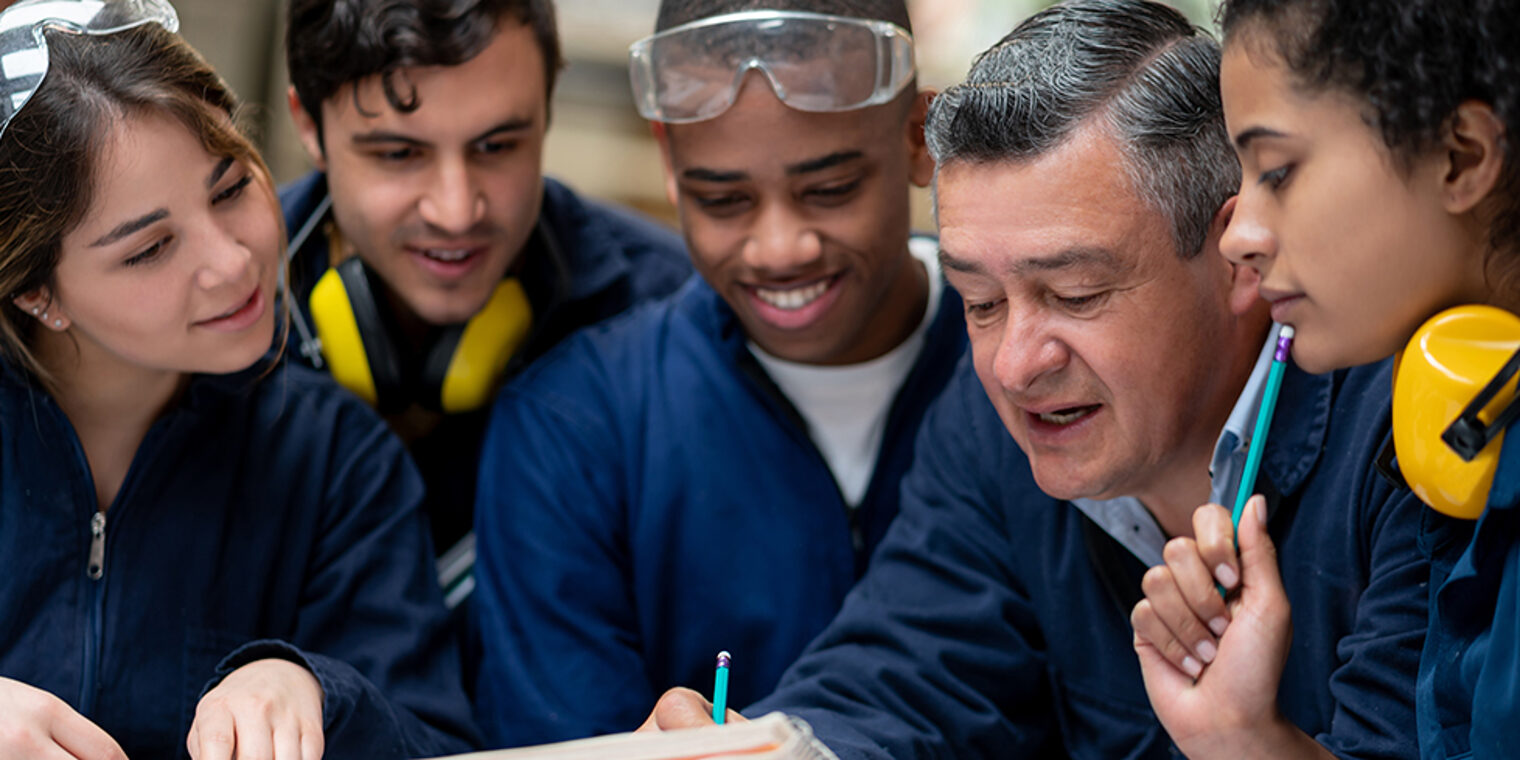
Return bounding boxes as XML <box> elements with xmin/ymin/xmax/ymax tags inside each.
<box><xmin>1209</xmin><ymin>616</ymin><xmax>1229</xmax><ymax>636</ymax></box>
<box><xmin>1182</xmin><ymin>656</ymin><xmax>1203</xmax><ymax>678</ymax></box>
<box><xmin>1196</xmin><ymin>639</ymin><xmax>1217</xmax><ymax>663</ymax></box>
<box><xmin>1254</xmin><ymin>495</ymin><xmax>1268</xmax><ymax>525</ymax></box>
<box><xmin>1215</xmin><ymin>563</ymin><xmax>1239</xmax><ymax>589</ymax></box>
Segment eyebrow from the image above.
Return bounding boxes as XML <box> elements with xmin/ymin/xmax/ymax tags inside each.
<box><xmin>1234</xmin><ymin>126</ymin><xmax>1290</xmax><ymax>150</ymax></box>
<box><xmin>787</xmin><ymin>150</ymin><xmax>864</xmax><ymax>177</ymax></box>
<box><xmin>350</xmin><ymin>118</ymin><xmax>535</xmax><ymax>148</ymax></box>
<box><xmin>681</xmin><ymin>150</ymin><xmax>866</xmax><ymax>184</ymax></box>
<box><xmin>939</xmin><ymin>246</ymin><xmax>1121</xmax><ymax>276</ymax></box>
<box><xmin>939</xmin><ymin>248</ymin><xmax>988</xmax><ymax>275</ymax></box>
<box><xmin>91</xmin><ymin>209</ymin><xmax>169</xmax><ymax>248</ymax></box>
<box><xmin>206</xmin><ymin>156</ymin><xmax>234</xmax><ymax>190</ymax></box>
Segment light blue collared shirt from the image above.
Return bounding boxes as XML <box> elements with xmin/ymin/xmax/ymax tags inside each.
<box><xmin>1070</xmin><ymin>324</ymin><xmax>1285</xmax><ymax>567</ymax></box>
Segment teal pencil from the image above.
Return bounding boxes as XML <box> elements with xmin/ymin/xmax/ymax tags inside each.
<box><xmin>712</xmin><ymin>651</ymin><xmax>731</xmax><ymax>725</ymax></box>
<box><xmin>1232</xmin><ymin>326</ymin><xmax>1295</xmax><ymax>533</ymax></box>
<box><xmin>1214</xmin><ymin>326</ymin><xmax>1294</xmax><ymax>599</ymax></box>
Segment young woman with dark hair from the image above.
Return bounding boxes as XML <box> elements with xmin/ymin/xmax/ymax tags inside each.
<box><xmin>0</xmin><ymin>2</ymin><xmax>476</xmax><ymax>757</ymax></box>
<box><xmin>1131</xmin><ymin>1</ymin><xmax>1518</xmax><ymax>757</ymax></box>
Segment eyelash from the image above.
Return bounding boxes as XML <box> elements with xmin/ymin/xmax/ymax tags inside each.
<box><xmin>214</xmin><ymin>174</ymin><xmax>252</xmax><ymax>205</ymax></box>
<box><xmin>124</xmin><ymin>237</ymin><xmax>169</xmax><ymax>268</ymax></box>
<box><xmin>806</xmin><ymin>180</ymin><xmax>862</xmax><ymax>203</ymax></box>
<box><xmin>1259</xmin><ymin>165</ymin><xmax>1292</xmax><ymax>190</ymax></box>
<box><xmin>1054</xmin><ymin>293</ymin><xmax>1105</xmax><ymax>312</ymax></box>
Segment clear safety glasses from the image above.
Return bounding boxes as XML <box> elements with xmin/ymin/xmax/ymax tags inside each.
<box><xmin>0</xmin><ymin>0</ymin><xmax>179</xmax><ymax>142</ymax></box>
<box><xmin>629</xmin><ymin>10</ymin><xmax>915</xmax><ymax>124</ymax></box>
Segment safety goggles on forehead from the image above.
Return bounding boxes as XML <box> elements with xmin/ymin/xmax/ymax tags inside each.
<box><xmin>0</xmin><ymin>0</ymin><xmax>179</xmax><ymax>142</ymax></box>
<box><xmin>629</xmin><ymin>9</ymin><xmax>914</xmax><ymax>124</ymax></box>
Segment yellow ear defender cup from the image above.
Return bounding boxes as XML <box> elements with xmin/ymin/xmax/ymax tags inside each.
<box><xmin>309</xmin><ymin>257</ymin><xmax>397</xmax><ymax>408</ymax></box>
<box><xmin>1393</xmin><ymin>305</ymin><xmax>1520</xmax><ymax>519</ymax></box>
<box><xmin>307</xmin><ymin>257</ymin><xmax>532</xmax><ymax>413</ymax></box>
<box><xmin>429</xmin><ymin>279</ymin><xmax>532</xmax><ymax>414</ymax></box>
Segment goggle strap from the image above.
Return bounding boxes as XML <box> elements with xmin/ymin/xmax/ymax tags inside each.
<box><xmin>1443</xmin><ymin>345</ymin><xmax>1520</xmax><ymax>461</ymax></box>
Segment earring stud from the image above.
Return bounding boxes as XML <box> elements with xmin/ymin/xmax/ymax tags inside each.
<box><xmin>29</xmin><ymin>306</ymin><xmax>38</xmax><ymax>315</ymax></box>
<box><xmin>53</xmin><ymin>319</ymin><xmax>62</xmax><ymax>328</ymax></box>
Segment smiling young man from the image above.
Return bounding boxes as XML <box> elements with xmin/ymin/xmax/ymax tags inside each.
<box><xmin>469</xmin><ymin>0</ymin><xmax>966</xmax><ymax>747</ymax></box>
<box><xmin>638</xmin><ymin>2</ymin><xmax>1431</xmax><ymax>757</ymax></box>
<box><xmin>280</xmin><ymin>0</ymin><xmax>691</xmax><ymax>560</ymax></box>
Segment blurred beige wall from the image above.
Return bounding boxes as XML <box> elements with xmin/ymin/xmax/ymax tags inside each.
<box><xmin>174</xmin><ymin>0</ymin><xmax>1218</xmax><ymax>233</ymax></box>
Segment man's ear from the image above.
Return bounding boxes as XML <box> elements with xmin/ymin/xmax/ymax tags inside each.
<box><xmin>906</xmin><ymin>89</ymin><xmax>935</xmax><ymax>188</ymax></box>
<box><xmin>1442</xmin><ymin>100</ymin><xmax>1506</xmax><ymax>216</ymax></box>
<box><xmin>287</xmin><ymin>85</ymin><xmax>328</xmax><ymax>172</ymax></box>
<box><xmin>651</xmin><ymin>121</ymin><xmax>680</xmax><ymax>209</ymax></box>
<box><xmin>1206</xmin><ymin>196</ymin><xmax>1265</xmax><ymax>317</ymax></box>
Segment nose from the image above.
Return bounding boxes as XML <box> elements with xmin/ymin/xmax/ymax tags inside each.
<box><xmin>417</xmin><ymin>158</ymin><xmax>486</xmax><ymax>233</ymax></box>
<box><xmin>989</xmin><ymin>307</ymin><xmax>1069</xmax><ymax>396</ymax></box>
<box><xmin>193</xmin><ymin>218</ymin><xmax>255</xmax><ymax>291</ymax></box>
<box><xmin>1219</xmin><ymin>193</ymin><xmax>1276</xmax><ymax>271</ymax></box>
<box><xmin>739</xmin><ymin>202</ymin><xmax>824</xmax><ymax>276</ymax></box>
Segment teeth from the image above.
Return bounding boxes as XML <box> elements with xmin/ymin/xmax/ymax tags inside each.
<box><xmin>755</xmin><ymin>280</ymin><xmax>830</xmax><ymax>311</ymax></box>
<box><xmin>1038</xmin><ymin>407</ymin><xmax>1094</xmax><ymax>425</ymax></box>
<box><xmin>421</xmin><ymin>248</ymin><xmax>472</xmax><ymax>262</ymax></box>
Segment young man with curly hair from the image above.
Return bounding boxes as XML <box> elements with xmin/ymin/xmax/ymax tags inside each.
<box><xmin>280</xmin><ymin>0</ymin><xmax>691</xmax><ymax>563</ymax></box>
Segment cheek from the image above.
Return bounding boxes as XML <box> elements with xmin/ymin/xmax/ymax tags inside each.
<box><xmin>482</xmin><ymin>162</ymin><xmax>542</xmax><ymax>215</ymax></box>
<box><xmin>331</xmin><ymin>171</ymin><xmax>415</xmax><ymax>235</ymax></box>
<box><xmin>681</xmin><ymin>222</ymin><xmax>741</xmax><ymax>275</ymax></box>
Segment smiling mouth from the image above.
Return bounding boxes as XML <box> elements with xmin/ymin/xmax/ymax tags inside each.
<box><xmin>415</xmin><ymin>247</ymin><xmax>479</xmax><ymax>263</ymax></box>
<box><xmin>1034</xmin><ymin>404</ymin><xmax>1102</xmax><ymax>425</ymax></box>
<box><xmin>751</xmin><ymin>277</ymin><xmax>836</xmax><ymax>311</ymax></box>
<box><xmin>208</xmin><ymin>290</ymin><xmax>256</xmax><ymax>321</ymax></box>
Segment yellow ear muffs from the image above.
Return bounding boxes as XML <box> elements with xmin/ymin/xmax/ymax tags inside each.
<box><xmin>308</xmin><ymin>257</ymin><xmax>405</xmax><ymax>408</ymax></box>
<box><xmin>308</xmin><ymin>257</ymin><xmax>531</xmax><ymax>414</ymax></box>
<box><xmin>1392</xmin><ymin>305</ymin><xmax>1520</xmax><ymax>519</ymax></box>
<box><xmin>428</xmin><ymin>278</ymin><xmax>532</xmax><ymax>414</ymax></box>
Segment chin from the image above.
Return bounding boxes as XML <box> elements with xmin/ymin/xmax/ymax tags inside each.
<box><xmin>1294</xmin><ymin>336</ymin><xmax>1389</xmax><ymax>375</ymax></box>
<box><xmin>1027</xmin><ymin>463</ymin><xmax>1105</xmax><ymax>502</ymax></box>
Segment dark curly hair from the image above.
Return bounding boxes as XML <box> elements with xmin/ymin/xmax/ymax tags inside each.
<box><xmin>1220</xmin><ymin>0</ymin><xmax>1520</xmax><ymax>257</ymax></box>
<box><xmin>287</xmin><ymin>0</ymin><xmax>562</xmax><ymax>147</ymax></box>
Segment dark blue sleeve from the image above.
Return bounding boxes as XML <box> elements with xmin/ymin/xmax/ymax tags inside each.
<box><xmin>472</xmin><ymin>352</ymin><xmax>655</xmax><ymax>748</ymax></box>
<box><xmin>749</xmin><ymin>373</ymin><xmax>1058</xmax><ymax>760</ymax></box>
<box><xmin>205</xmin><ymin>407</ymin><xmax>478</xmax><ymax>757</ymax></box>
<box><xmin>1316</xmin><ymin>441</ymin><xmax>1430</xmax><ymax>760</ymax></box>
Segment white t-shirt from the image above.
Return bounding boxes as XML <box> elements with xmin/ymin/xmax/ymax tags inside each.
<box><xmin>749</xmin><ymin>238</ymin><xmax>944</xmax><ymax>507</ymax></box>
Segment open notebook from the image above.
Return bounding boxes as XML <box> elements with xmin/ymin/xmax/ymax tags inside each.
<box><xmin>422</xmin><ymin>713</ymin><xmax>839</xmax><ymax>760</ymax></box>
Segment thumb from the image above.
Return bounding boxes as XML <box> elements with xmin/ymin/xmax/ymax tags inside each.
<box><xmin>1236</xmin><ymin>494</ymin><xmax>1283</xmax><ymax>597</ymax></box>
<box><xmin>644</xmin><ymin>687</ymin><xmax>718</xmax><ymax>732</ymax></box>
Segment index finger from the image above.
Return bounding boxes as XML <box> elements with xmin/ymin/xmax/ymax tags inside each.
<box><xmin>1192</xmin><ymin>503</ymin><xmax>1242</xmax><ymax>593</ymax></box>
<box><xmin>49</xmin><ymin>709</ymin><xmax>127</xmax><ymax>760</ymax></box>
<box><xmin>187</xmin><ymin>705</ymin><xmax>236</xmax><ymax>760</ymax></box>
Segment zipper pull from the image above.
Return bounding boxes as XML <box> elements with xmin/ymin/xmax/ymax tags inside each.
<box><xmin>88</xmin><ymin>512</ymin><xmax>106</xmax><ymax>580</ymax></box>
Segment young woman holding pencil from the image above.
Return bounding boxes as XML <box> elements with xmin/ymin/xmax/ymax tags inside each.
<box><xmin>1131</xmin><ymin>0</ymin><xmax>1520</xmax><ymax>757</ymax></box>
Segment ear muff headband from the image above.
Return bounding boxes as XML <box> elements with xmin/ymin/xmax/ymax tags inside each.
<box><xmin>1392</xmin><ymin>305</ymin><xmax>1520</xmax><ymax>519</ymax></box>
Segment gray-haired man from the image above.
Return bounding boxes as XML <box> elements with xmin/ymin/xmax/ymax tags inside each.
<box><xmin>640</xmin><ymin>1</ymin><xmax>1428</xmax><ymax>757</ymax></box>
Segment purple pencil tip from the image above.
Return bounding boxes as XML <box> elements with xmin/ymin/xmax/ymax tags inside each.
<box><xmin>716</xmin><ymin>651</ymin><xmax>731</xmax><ymax>668</ymax></box>
<box><xmin>1274</xmin><ymin>326</ymin><xmax>1295</xmax><ymax>363</ymax></box>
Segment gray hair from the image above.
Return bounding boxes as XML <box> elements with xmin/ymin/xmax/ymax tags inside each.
<box><xmin>925</xmin><ymin>0</ymin><xmax>1238</xmax><ymax>259</ymax></box>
